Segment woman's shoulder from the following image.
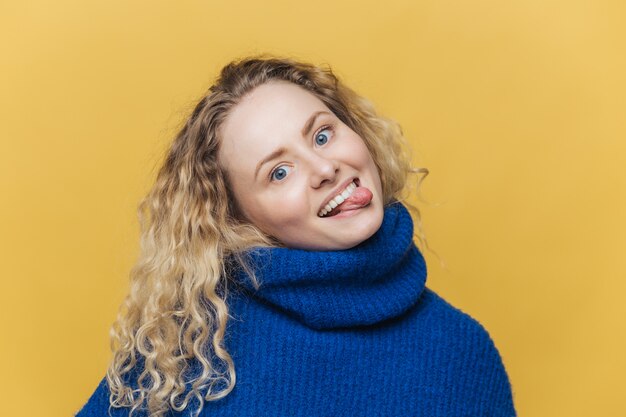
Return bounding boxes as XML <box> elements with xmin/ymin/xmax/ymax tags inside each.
<box><xmin>75</xmin><ymin>377</ymin><xmax>119</xmax><ymax>417</ymax></box>
<box><xmin>413</xmin><ymin>287</ymin><xmax>509</xmax><ymax>361</ymax></box>
<box><xmin>75</xmin><ymin>360</ymin><xmax>148</xmax><ymax>417</ymax></box>
<box><xmin>417</xmin><ymin>286</ymin><xmax>503</xmax><ymax>344</ymax></box>
<box><xmin>409</xmin><ymin>287</ymin><xmax>516</xmax><ymax>415</ymax></box>
<box><xmin>416</xmin><ymin>287</ymin><xmax>512</xmax><ymax>359</ymax></box>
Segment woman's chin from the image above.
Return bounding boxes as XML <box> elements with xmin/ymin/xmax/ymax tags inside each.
<box><xmin>321</xmin><ymin>204</ymin><xmax>384</xmax><ymax>250</ymax></box>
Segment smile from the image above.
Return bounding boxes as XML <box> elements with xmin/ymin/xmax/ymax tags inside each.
<box><xmin>318</xmin><ymin>180</ymin><xmax>358</xmax><ymax>217</ymax></box>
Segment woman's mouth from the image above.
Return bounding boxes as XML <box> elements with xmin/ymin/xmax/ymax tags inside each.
<box><xmin>318</xmin><ymin>180</ymin><xmax>358</xmax><ymax>217</ymax></box>
<box><xmin>318</xmin><ymin>178</ymin><xmax>372</xmax><ymax>218</ymax></box>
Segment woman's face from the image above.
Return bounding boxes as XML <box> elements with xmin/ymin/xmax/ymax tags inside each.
<box><xmin>218</xmin><ymin>80</ymin><xmax>384</xmax><ymax>250</ymax></box>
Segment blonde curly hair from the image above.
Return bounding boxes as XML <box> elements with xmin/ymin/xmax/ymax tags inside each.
<box><xmin>106</xmin><ymin>54</ymin><xmax>429</xmax><ymax>417</ymax></box>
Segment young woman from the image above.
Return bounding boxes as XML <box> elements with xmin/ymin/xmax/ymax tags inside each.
<box><xmin>76</xmin><ymin>55</ymin><xmax>516</xmax><ymax>417</ymax></box>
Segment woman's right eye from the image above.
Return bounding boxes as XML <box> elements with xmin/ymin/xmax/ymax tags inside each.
<box><xmin>270</xmin><ymin>165</ymin><xmax>291</xmax><ymax>182</ymax></box>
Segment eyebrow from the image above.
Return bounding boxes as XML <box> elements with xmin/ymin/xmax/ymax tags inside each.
<box><xmin>254</xmin><ymin>110</ymin><xmax>330</xmax><ymax>180</ymax></box>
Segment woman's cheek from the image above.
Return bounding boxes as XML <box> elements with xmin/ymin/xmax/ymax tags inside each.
<box><xmin>260</xmin><ymin>192</ymin><xmax>307</xmax><ymax>222</ymax></box>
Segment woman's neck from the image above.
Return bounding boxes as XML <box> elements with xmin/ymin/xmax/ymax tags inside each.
<box><xmin>230</xmin><ymin>202</ymin><xmax>428</xmax><ymax>329</ymax></box>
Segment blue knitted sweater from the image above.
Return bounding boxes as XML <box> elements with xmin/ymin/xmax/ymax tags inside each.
<box><xmin>76</xmin><ymin>202</ymin><xmax>516</xmax><ymax>416</ymax></box>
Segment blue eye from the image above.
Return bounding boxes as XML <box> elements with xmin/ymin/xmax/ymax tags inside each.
<box><xmin>268</xmin><ymin>126</ymin><xmax>333</xmax><ymax>183</ymax></box>
<box><xmin>315</xmin><ymin>126</ymin><xmax>333</xmax><ymax>146</ymax></box>
<box><xmin>270</xmin><ymin>165</ymin><xmax>291</xmax><ymax>181</ymax></box>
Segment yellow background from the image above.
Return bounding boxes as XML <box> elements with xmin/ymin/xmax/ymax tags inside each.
<box><xmin>1</xmin><ymin>1</ymin><xmax>624</xmax><ymax>416</ymax></box>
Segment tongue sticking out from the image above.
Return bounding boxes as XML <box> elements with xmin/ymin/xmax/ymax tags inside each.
<box><xmin>327</xmin><ymin>186</ymin><xmax>373</xmax><ymax>217</ymax></box>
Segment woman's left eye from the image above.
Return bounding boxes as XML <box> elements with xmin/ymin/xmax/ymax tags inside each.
<box><xmin>314</xmin><ymin>126</ymin><xmax>333</xmax><ymax>146</ymax></box>
<box><xmin>268</xmin><ymin>126</ymin><xmax>333</xmax><ymax>183</ymax></box>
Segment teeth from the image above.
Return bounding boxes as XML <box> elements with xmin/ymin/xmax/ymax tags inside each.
<box><xmin>318</xmin><ymin>181</ymin><xmax>358</xmax><ymax>217</ymax></box>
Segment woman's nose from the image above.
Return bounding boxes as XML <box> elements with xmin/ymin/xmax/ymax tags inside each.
<box><xmin>307</xmin><ymin>153</ymin><xmax>339</xmax><ymax>188</ymax></box>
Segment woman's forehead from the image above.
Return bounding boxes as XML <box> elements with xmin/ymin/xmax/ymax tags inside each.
<box><xmin>219</xmin><ymin>82</ymin><xmax>332</xmax><ymax>164</ymax></box>
<box><xmin>231</xmin><ymin>81</ymin><xmax>327</xmax><ymax>132</ymax></box>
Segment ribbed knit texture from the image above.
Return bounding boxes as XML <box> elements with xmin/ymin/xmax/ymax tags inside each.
<box><xmin>76</xmin><ymin>202</ymin><xmax>516</xmax><ymax>417</ymax></box>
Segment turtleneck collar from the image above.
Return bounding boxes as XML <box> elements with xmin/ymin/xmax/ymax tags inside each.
<box><xmin>231</xmin><ymin>202</ymin><xmax>427</xmax><ymax>330</ymax></box>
